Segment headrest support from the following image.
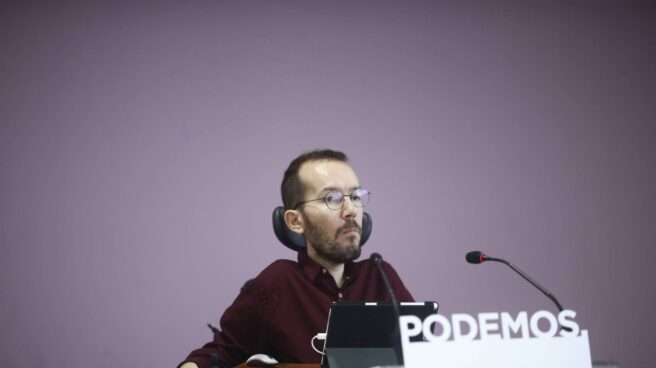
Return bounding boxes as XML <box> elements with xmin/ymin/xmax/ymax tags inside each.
<box><xmin>272</xmin><ymin>206</ymin><xmax>372</xmax><ymax>251</ymax></box>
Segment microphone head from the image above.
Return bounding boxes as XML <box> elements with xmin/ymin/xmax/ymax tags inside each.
<box><xmin>369</xmin><ymin>252</ymin><xmax>383</xmax><ymax>263</ymax></box>
<box><xmin>466</xmin><ymin>251</ymin><xmax>486</xmax><ymax>264</ymax></box>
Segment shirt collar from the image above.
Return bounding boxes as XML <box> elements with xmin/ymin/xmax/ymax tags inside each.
<box><xmin>298</xmin><ymin>248</ymin><xmax>360</xmax><ymax>283</ymax></box>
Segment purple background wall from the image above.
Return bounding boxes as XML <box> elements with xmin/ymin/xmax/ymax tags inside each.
<box><xmin>1</xmin><ymin>1</ymin><xmax>655</xmax><ymax>367</ymax></box>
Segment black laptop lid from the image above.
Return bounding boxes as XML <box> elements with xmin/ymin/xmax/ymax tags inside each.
<box><xmin>323</xmin><ymin>301</ymin><xmax>439</xmax><ymax>368</ymax></box>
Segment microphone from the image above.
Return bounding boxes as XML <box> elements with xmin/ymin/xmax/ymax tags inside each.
<box><xmin>466</xmin><ymin>250</ymin><xmax>487</xmax><ymax>264</ymax></box>
<box><xmin>370</xmin><ymin>253</ymin><xmax>404</xmax><ymax>364</ymax></box>
<box><xmin>370</xmin><ymin>253</ymin><xmax>399</xmax><ymax>304</ymax></box>
<box><xmin>466</xmin><ymin>250</ymin><xmax>572</xmax><ymax>332</ymax></box>
<box><xmin>206</xmin><ymin>323</ymin><xmax>220</xmax><ymax>335</ymax></box>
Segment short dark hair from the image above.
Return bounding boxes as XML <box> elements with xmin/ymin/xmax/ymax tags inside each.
<box><xmin>281</xmin><ymin>149</ymin><xmax>349</xmax><ymax>210</ymax></box>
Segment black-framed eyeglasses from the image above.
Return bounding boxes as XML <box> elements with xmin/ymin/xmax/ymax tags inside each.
<box><xmin>293</xmin><ymin>188</ymin><xmax>371</xmax><ymax>210</ymax></box>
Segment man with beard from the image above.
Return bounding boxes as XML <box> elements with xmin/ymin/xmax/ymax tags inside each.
<box><xmin>179</xmin><ymin>149</ymin><xmax>413</xmax><ymax>368</ymax></box>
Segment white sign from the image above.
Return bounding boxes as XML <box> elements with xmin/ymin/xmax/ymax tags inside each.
<box><xmin>400</xmin><ymin>310</ymin><xmax>592</xmax><ymax>368</ymax></box>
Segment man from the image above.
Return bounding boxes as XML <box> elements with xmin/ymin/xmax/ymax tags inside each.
<box><xmin>179</xmin><ymin>149</ymin><xmax>413</xmax><ymax>368</ymax></box>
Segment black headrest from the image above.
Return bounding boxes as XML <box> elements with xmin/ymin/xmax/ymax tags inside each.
<box><xmin>272</xmin><ymin>206</ymin><xmax>372</xmax><ymax>252</ymax></box>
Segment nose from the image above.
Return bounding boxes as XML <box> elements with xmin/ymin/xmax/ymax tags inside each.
<box><xmin>341</xmin><ymin>195</ymin><xmax>358</xmax><ymax>218</ymax></box>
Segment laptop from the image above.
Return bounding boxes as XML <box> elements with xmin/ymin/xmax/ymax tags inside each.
<box><xmin>321</xmin><ymin>301</ymin><xmax>439</xmax><ymax>368</ymax></box>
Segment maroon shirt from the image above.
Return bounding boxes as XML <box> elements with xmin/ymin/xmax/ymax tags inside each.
<box><xmin>180</xmin><ymin>250</ymin><xmax>414</xmax><ymax>368</ymax></box>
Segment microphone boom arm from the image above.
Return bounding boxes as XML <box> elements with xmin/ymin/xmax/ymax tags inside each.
<box><xmin>370</xmin><ymin>253</ymin><xmax>404</xmax><ymax>364</ymax></box>
<box><xmin>485</xmin><ymin>256</ymin><xmax>565</xmax><ymax>312</ymax></box>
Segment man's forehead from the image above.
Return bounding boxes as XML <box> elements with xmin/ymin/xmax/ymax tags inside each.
<box><xmin>298</xmin><ymin>159</ymin><xmax>359</xmax><ymax>191</ymax></box>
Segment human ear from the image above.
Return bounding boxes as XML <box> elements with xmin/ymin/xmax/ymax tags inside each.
<box><xmin>284</xmin><ymin>209</ymin><xmax>304</xmax><ymax>235</ymax></box>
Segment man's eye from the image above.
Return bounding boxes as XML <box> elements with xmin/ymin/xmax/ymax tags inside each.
<box><xmin>326</xmin><ymin>193</ymin><xmax>342</xmax><ymax>203</ymax></box>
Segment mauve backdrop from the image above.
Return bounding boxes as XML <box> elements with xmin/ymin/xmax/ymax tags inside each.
<box><xmin>1</xmin><ymin>1</ymin><xmax>655</xmax><ymax>367</ymax></box>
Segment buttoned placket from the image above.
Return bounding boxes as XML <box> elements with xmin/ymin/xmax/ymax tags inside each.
<box><xmin>319</xmin><ymin>267</ymin><xmax>353</xmax><ymax>302</ymax></box>
<box><xmin>337</xmin><ymin>275</ymin><xmax>353</xmax><ymax>301</ymax></box>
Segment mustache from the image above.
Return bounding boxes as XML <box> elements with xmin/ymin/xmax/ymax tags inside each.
<box><xmin>337</xmin><ymin>219</ymin><xmax>362</xmax><ymax>235</ymax></box>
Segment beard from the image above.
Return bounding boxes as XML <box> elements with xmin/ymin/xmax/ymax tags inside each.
<box><xmin>304</xmin><ymin>216</ymin><xmax>362</xmax><ymax>264</ymax></box>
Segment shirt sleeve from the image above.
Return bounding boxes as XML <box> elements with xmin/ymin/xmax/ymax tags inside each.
<box><xmin>179</xmin><ymin>278</ymin><xmax>271</xmax><ymax>368</ymax></box>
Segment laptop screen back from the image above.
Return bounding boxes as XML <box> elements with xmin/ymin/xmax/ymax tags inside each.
<box><xmin>323</xmin><ymin>301</ymin><xmax>439</xmax><ymax>368</ymax></box>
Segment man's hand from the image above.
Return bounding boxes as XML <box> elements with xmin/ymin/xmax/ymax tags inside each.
<box><xmin>179</xmin><ymin>363</ymin><xmax>199</xmax><ymax>368</ymax></box>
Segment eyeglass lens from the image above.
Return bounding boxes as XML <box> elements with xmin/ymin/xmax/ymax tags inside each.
<box><xmin>325</xmin><ymin>188</ymin><xmax>370</xmax><ymax>209</ymax></box>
